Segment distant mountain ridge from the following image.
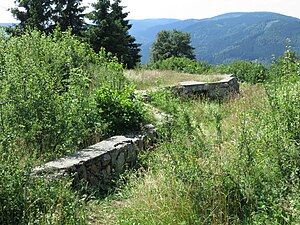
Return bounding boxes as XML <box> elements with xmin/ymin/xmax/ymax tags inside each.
<box><xmin>129</xmin><ymin>12</ymin><xmax>300</xmax><ymax>64</ymax></box>
<box><xmin>2</xmin><ymin>12</ymin><xmax>300</xmax><ymax>65</ymax></box>
<box><xmin>0</xmin><ymin>23</ymin><xmax>16</xmax><ymax>27</ymax></box>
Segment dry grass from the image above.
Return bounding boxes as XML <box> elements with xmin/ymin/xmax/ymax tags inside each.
<box><xmin>87</xmin><ymin>199</ymin><xmax>123</xmax><ymax>225</ymax></box>
<box><xmin>190</xmin><ymin>83</ymin><xmax>269</xmax><ymax>142</ymax></box>
<box><xmin>86</xmin><ymin>84</ymin><xmax>271</xmax><ymax>224</ymax></box>
<box><xmin>86</xmin><ymin>170</ymin><xmax>196</xmax><ymax>225</ymax></box>
<box><xmin>115</xmin><ymin>171</ymin><xmax>197</xmax><ymax>225</ymax></box>
<box><xmin>125</xmin><ymin>69</ymin><xmax>224</xmax><ymax>90</ymax></box>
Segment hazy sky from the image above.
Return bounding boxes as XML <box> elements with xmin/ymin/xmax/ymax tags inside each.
<box><xmin>1</xmin><ymin>0</ymin><xmax>300</xmax><ymax>23</ymax></box>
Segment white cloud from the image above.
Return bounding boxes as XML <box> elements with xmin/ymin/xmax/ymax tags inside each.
<box><xmin>121</xmin><ymin>0</ymin><xmax>300</xmax><ymax>19</ymax></box>
<box><xmin>0</xmin><ymin>0</ymin><xmax>16</xmax><ymax>23</ymax></box>
<box><xmin>1</xmin><ymin>0</ymin><xmax>300</xmax><ymax>23</ymax></box>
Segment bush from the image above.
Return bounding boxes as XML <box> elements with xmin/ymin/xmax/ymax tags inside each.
<box><xmin>269</xmin><ymin>47</ymin><xmax>300</xmax><ymax>82</ymax></box>
<box><xmin>146</xmin><ymin>56</ymin><xmax>212</xmax><ymax>74</ymax></box>
<box><xmin>95</xmin><ymin>84</ymin><xmax>146</xmax><ymax>136</ymax></box>
<box><xmin>216</xmin><ymin>60</ymin><xmax>268</xmax><ymax>83</ymax></box>
<box><xmin>0</xmin><ymin>29</ymin><xmax>140</xmax><ymax>158</ymax></box>
<box><xmin>0</xmin><ymin>144</ymin><xmax>87</xmax><ymax>224</ymax></box>
<box><xmin>0</xmin><ymin>29</ymin><xmax>99</xmax><ymax>158</ymax></box>
<box><xmin>0</xmin><ymin>29</ymin><xmax>147</xmax><ymax>224</ymax></box>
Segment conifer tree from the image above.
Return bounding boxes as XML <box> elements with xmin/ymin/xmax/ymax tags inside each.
<box><xmin>87</xmin><ymin>0</ymin><xmax>141</xmax><ymax>68</ymax></box>
<box><xmin>51</xmin><ymin>0</ymin><xmax>86</xmax><ymax>35</ymax></box>
<box><xmin>9</xmin><ymin>0</ymin><xmax>86</xmax><ymax>35</ymax></box>
<box><xmin>9</xmin><ymin>0</ymin><xmax>53</xmax><ymax>32</ymax></box>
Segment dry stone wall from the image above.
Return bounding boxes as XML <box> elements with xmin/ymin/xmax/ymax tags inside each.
<box><xmin>168</xmin><ymin>74</ymin><xmax>239</xmax><ymax>98</ymax></box>
<box><xmin>33</xmin><ymin>75</ymin><xmax>239</xmax><ymax>189</ymax></box>
<box><xmin>137</xmin><ymin>74</ymin><xmax>239</xmax><ymax>101</ymax></box>
<box><xmin>33</xmin><ymin>133</ymin><xmax>155</xmax><ymax>190</ymax></box>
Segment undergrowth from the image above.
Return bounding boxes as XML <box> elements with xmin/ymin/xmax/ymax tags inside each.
<box><xmin>1</xmin><ymin>28</ymin><xmax>299</xmax><ymax>224</ymax></box>
<box><xmin>0</xmin><ymin>29</ymin><xmax>148</xmax><ymax>224</ymax></box>
<box><xmin>94</xmin><ymin>49</ymin><xmax>300</xmax><ymax>224</ymax></box>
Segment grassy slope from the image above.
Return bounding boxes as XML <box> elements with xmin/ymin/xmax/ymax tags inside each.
<box><xmin>125</xmin><ymin>69</ymin><xmax>224</xmax><ymax>90</ymax></box>
<box><xmin>86</xmin><ymin>77</ymin><xmax>284</xmax><ymax>224</ymax></box>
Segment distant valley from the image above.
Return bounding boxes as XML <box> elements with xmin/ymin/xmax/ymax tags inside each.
<box><xmin>130</xmin><ymin>12</ymin><xmax>300</xmax><ymax>64</ymax></box>
<box><xmin>2</xmin><ymin>12</ymin><xmax>300</xmax><ymax>66</ymax></box>
<box><xmin>0</xmin><ymin>23</ymin><xmax>15</xmax><ymax>27</ymax></box>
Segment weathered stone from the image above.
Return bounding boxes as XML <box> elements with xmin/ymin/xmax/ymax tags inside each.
<box><xmin>169</xmin><ymin>74</ymin><xmax>239</xmax><ymax>99</ymax></box>
<box><xmin>32</xmin><ymin>133</ymin><xmax>156</xmax><ymax>189</ymax></box>
<box><xmin>102</xmin><ymin>168</ymin><xmax>109</xmax><ymax>179</ymax></box>
<box><xmin>144</xmin><ymin>124</ymin><xmax>157</xmax><ymax>146</ymax></box>
<box><xmin>89</xmin><ymin>164</ymin><xmax>99</xmax><ymax>175</ymax></box>
<box><xmin>126</xmin><ymin>145</ymin><xmax>137</xmax><ymax>163</ymax></box>
<box><xmin>88</xmin><ymin>174</ymin><xmax>99</xmax><ymax>186</ymax></box>
<box><xmin>106</xmin><ymin>165</ymin><xmax>111</xmax><ymax>175</ymax></box>
<box><xmin>116</xmin><ymin>152</ymin><xmax>125</xmax><ymax>173</ymax></box>
<box><xmin>76</xmin><ymin>164</ymin><xmax>87</xmax><ymax>180</ymax></box>
<box><xmin>110</xmin><ymin>149</ymin><xmax>120</xmax><ymax>166</ymax></box>
<box><xmin>101</xmin><ymin>154</ymin><xmax>111</xmax><ymax>167</ymax></box>
<box><xmin>136</xmin><ymin>75</ymin><xmax>239</xmax><ymax>101</ymax></box>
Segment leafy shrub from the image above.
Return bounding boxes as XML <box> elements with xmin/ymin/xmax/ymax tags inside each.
<box><xmin>0</xmin><ymin>29</ymin><xmax>147</xmax><ymax>224</ymax></box>
<box><xmin>0</xmin><ymin>29</ymin><xmax>139</xmax><ymax>158</ymax></box>
<box><xmin>216</xmin><ymin>60</ymin><xmax>268</xmax><ymax>83</ymax></box>
<box><xmin>146</xmin><ymin>56</ymin><xmax>212</xmax><ymax>74</ymax></box>
<box><xmin>0</xmin><ymin>29</ymin><xmax>99</xmax><ymax>157</ymax></box>
<box><xmin>0</xmin><ymin>156</ymin><xmax>87</xmax><ymax>224</ymax></box>
<box><xmin>95</xmin><ymin>84</ymin><xmax>146</xmax><ymax>136</ymax></box>
<box><xmin>269</xmin><ymin>46</ymin><xmax>300</xmax><ymax>81</ymax></box>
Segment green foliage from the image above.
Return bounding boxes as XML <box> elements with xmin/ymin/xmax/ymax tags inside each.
<box><xmin>0</xmin><ymin>29</ymin><xmax>142</xmax><ymax>159</ymax></box>
<box><xmin>50</xmin><ymin>0</ymin><xmax>87</xmax><ymax>35</ymax></box>
<box><xmin>0</xmin><ymin>151</ymin><xmax>87</xmax><ymax>224</ymax></box>
<box><xmin>0</xmin><ymin>29</ymin><xmax>147</xmax><ymax>224</ymax></box>
<box><xmin>8</xmin><ymin>0</ymin><xmax>140</xmax><ymax>68</ymax></box>
<box><xmin>95</xmin><ymin>84</ymin><xmax>146</xmax><ymax>136</ymax></box>
<box><xmin>266</xmin><ymin>47</ymin><xmax>300</xmax><ymax>142</ymax></box>
<box><xmin>116</xmin><ymin>58</ymin><xmax>300</xmax><ymax>223</ymax></box>
<box><xmin>8</xmin><ymin>0</ymin><xmax>86</xmax><ymax>35</ymax></box>
<box><xmin>146</xmin><ymin>56</ymin><xmax>212</xmax><ymax>74</ymax></box>
<box><xmin>9</xmin><ymin>0</ymin><xmax>53</xmax><ymax>33</ymax></box>
<box><xmin>90</xmin><ymin>48</ymin><xmax>147</xmax><ymax>136</ymax></box>
<box><xmin>151</xmin><ymin>29</ymin><xmax>195</xmax><ymax>62</ymax></box>
<box><xmin>231</xmin><ymin>74</ymin><xmax>300</xmax><ymax>223</ymax></box>
<box><xmin>269</xmin><ymin>45</ymin><xmax>300</xmax><ymax>81</ymax></box>
<box><xmin>86</xmin><ymin>0</ymin><xmax>141</xmax><ymax>69</ymax></box>
<box><xmin>216</xmin><ymin>60</ymin><xmax>268</xmax><ymax>83</ymax></box>
<box><xmin>0</xmin><ymin>29</ymin><xmax>98</xmax><ymax>157</ymax></box>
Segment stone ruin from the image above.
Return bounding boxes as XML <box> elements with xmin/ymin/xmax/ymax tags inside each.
<box><xmin>137</xmin><ymin>74</ymin><xmax>239</xmax><ymax>101</ymax></box>
<box><xmin>172</xmin><ymin>74</ymin><xmax>239</xmax><ymax>98</ymax></box>
<box><xmin>33</xmin><ymin>74</ymin><xmax>239</xmax><ymax>189</ymax></box>
<box><xmin>33</xmin><ymin>128</ymin><xmax>156</xmax><ymax>191</ymax></box>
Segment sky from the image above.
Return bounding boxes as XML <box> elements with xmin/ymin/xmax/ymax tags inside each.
<box><xmin>1</xmin><ymin>0</ymin><xmax>300</xmax><ymax>23</ymax></box>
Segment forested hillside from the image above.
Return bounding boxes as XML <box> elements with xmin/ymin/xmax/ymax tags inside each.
<box><xmin>131</xmin><ymin>12</ymin><xmax>300</xmax><ymax>64</ymax></box>
<box><xmin>1</xmin><ymin>1</ymin><xmax>299</xmax><ymax>223</ymax></box>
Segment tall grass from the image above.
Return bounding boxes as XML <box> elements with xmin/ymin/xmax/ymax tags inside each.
<box><xmin>117</xmin><ymin>171</ymin><xmax>198</xmax><ymax>225</ymax></box>
<box><xmin>125</xmin><ymin>69</ymin><xmax>223</xmax><ymax>90</ymax></box>
<box><xmin>99</xmin><ymin>72</ymin><xmax>299</xmax><ymax>224</ymax></box>
<box><xmin>1</xmin><ymin>28</ymin><xmax>298</xmax><ymax>223</ymax></box>
<box><xmin>0</xmin><ymin>29</ymin><xmax>147</xmax><ymax>224</ymax></box>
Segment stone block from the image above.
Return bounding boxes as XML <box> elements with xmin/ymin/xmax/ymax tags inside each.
<box><xmin>126</xmin><ymin>146</ymin><xmax>137</xmax><ymax>163</ymax></box>
<box><xmin>101</xmin><ymin>154</ymin><xmax>111</xmax><ymax>167</ymax></box>
<box><xmin>76</xmin><ymin>164</ymin><xmax>87</xmax><ymax>180</ymax></box>
<box><xmin>116</xmin><ymin>152</ymin><xmax>125</xmax><ymax>173</ymax></box>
